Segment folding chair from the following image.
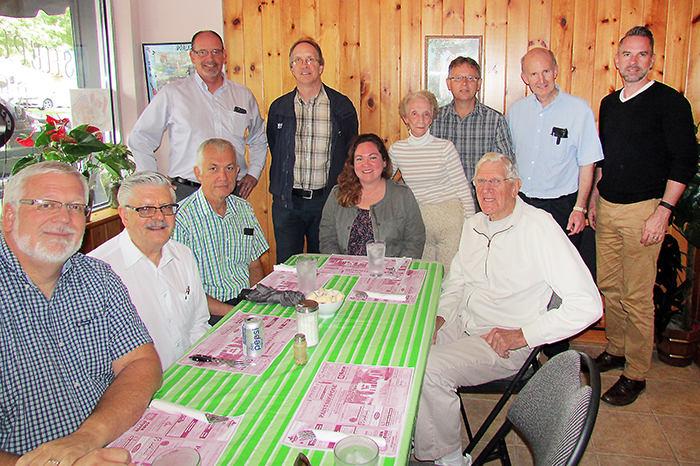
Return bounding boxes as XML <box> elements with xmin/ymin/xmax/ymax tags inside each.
<box><xmin>472</xmin><ymin>350</ymin><xmax>601</xmax><ymax>466</ymax></box>
<box><xmin>457</xmin><ymin>346</ymin><xmax>543</xmax><ymax>465</ymax></box>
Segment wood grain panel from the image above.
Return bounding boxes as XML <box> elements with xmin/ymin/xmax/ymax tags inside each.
<box><xmin>483</xmin><ymin>0</ymin><xmax>508</xmax><ymax>112</ymax></box>
<box><xmin>380</xmin><ymin>0</ymin><xmax>402</xmax><ymax>147</ymax></box>
<box><xmin>218</xmin><ymin>0</ymin><xmax>699</xmax><ymax>271</ymax></box>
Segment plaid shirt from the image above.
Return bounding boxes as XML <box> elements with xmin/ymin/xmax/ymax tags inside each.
<box><xmin>0</xmin><ymin>236</ymin><xmax>151</xmax><ymax>455</ymax></box>
<box><xmin>293</xmin><ymin>87</ymin><xmax>332</xmax><ymax>190</ymax></box>
<box><xmin>173</xmin><ymin>190</ymin><xmax>269</xmax><ymax>301</ymax></box>
<box><xmin>431</xmin><ymin>100</ymin><xmax>514</xmax><ymax>201</ymax></box>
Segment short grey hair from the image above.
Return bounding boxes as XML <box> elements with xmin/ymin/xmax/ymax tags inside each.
<box><xmin>619</xmin><ymin>26</ymin><xmax>655</xmax><ymax>54</ymax></box>
<box><xmin>474</xmin><ymin>153</ymin><xmax>519</xmax><ymax>181</ymax></box>
<box><xmin>289</xmin><ymin>37</ymin><xmax>325</xmax><ymax>68</ymax></box>
<box><xmin>448</xmin><ymin>56</ymin><xmax>481</xmax><ymax>78</ymax></box>
<box><xmin>117</xmin><ymin>171</ymin><xmax>176</xmax><ymax>206</ymax></box>
<box><xmin>4</xmin><ymin>161</ymin><xmax>88</xmax><ymax>209</ymax></box>
<box><xmin>196</xmin><ymin>138</ymin><xmax>237</xmax><ymax>169</ymax></box>
<box><xmin>398</xmin><ymin>90</ymin><xmax>439</xmax><ymax>120</ymax></box>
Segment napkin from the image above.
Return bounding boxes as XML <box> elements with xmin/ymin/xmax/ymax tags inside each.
<box><xmin>311</xmin><ymin>429</ymin><xmax>388</xmax><ymax>449</ymax></box>
<box><xmin>150</xmin><ymin>399</ymin><xmax>229</xmax><ymax>424</ymax></box>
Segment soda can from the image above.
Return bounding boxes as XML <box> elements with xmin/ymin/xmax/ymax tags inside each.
<box><xmin>242</xmin><ymin>316</ymin><xmax>265</xmax><ymax>357</ymax></box>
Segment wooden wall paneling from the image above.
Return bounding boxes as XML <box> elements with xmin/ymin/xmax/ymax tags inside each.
<box><xmin>299</xmin><ymin>0</ymin><xmax>320</xmax><ymax>39</ymax></box>
<box><xmin>223</xmin><ymin>0</ymin><xmax>245</xmax><ymax>85</ymax></box>
<box><xmin>551</xmin><ymin>0</ymin><xmax>576</xmax><ymax>93</ymax></box>
<box><xmin>339</xmin><ymin>0</ymin><xmax>361</xmax><ymax>111</ymax></box>
<box><xmin>663</xmin><ymin>1</ymin><xmax>692</xmax><ymax>93</ymax></box>
<box><xmin>571</xmin><ymin>0</ymin><xmax>599</xmax><ymax>104</ymax></box>
<box><xmin>280</xmin><ymin>0</ymin><xmax>301</xmax><ymax>95</ymax></box>
<box><xmin>483</xmin><ymin>0</ymin><xmax>509</xmax><ymax>113</ymax></box>
<box><xmin>443</xmin><ymin>0</ymin><xmax>465</xmax><ymax>35</ymax></box>
<box><xmin>686</xmin><ymin>0</ymin><xmax>700</xmax><ymax>121</ymax></box>
<box><xmin>528</xmin><ymin>0</ymin><xmax>554</xmax><ymax>49</ymax></box>
<box><xmin>591</xmin><ymin>0</ymin><xmax>621</xmax><ymax>117</ymax></box>
<box><xmin>504</xmin><ymin>0</ymin><xmax>529</xmax><ymax>111</ymax></box>
<box><xmin>380</xmin><ymin>0</ymin><xmax>402</xmax><ymax>146</ymax></box>
<box><xmin>399</xmin><ymin>0</ymin><xmax>422</xmax><ymax>140</ymax></box>
<box><xmin>463</xmin><ymin>0</ymin><xmax>486</xmax><ymax>35</ymax></box>
<box><xmin>359</xmin><ymin>0</ymin><xmax>381</xmax><ymax>134</ymax></box>
<box><xmin>422</xmin><ymin>0</ymin><xmax>443</xmax><ymax>37</ymax></box>
<box><xmin>645</xmin><ymin>0</ymin><xmax>669</xmax><ymax>83</ymax></box>
<box><xmin>318</xmin><ymin>0</ymin><xmax>340</xmax><ymax>91</ymax></box>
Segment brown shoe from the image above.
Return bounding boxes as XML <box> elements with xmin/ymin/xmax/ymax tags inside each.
<box><xmin>594</xmin><ymin>351</ymin><xmax>626</xmax><ymax>372</ymax></box>
<box><xmin>601</xmin><ymin>375</ymin><xmax>646</xmax><ymax>406</ymax></box>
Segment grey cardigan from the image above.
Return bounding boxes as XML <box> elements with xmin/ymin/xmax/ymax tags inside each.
<box><xmin>319</xmin><ymin>180</ymin><xmax>426</xmax><ymax>258</ymax></box>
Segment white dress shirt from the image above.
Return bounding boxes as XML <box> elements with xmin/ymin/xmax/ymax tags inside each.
<box><xmin>89</xmin><ymin>230</ymin><xmax>210</xmax><ymax>370</ymax></box>
<box><xmin>128</xmin><ymin>72</ymin><xmax>268</xmax><ymax>183</ymax></box>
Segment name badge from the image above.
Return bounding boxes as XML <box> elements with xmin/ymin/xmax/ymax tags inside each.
<box><xmin>244</xmin><ymin>227</ymin><xmax>254</xmax><ymax>236</ymax></box>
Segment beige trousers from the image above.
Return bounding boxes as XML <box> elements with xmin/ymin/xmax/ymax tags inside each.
<box><xmin>419</xmin><ymin>200</ymin><xmax>464</xmax><ymax>275</ymax></box>
<box><xmin>413</xmin><ymin>319</ymin><xmax>531</xmax><ymax>461</ymax></box>
<box><xmin>596</xmin><ymin>197</ymin><xmax>662</xmax><ymax>381</ymax></box>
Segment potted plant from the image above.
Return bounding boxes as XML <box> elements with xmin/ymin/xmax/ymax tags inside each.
<box><xmin>13</xmin><ymin>115</ymin><xmax>136</xmax><ymax>208</ymax></box>
<box><xmin>654</xmin><ymin>123</ymin><xmax>700</xmax><ymax>366</ymax></box>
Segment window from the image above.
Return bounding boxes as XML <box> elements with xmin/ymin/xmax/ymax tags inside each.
<box><xmin>0</xmin><ymin>0</ymin><xmax>118</xmax><ymax>208</ymax></box>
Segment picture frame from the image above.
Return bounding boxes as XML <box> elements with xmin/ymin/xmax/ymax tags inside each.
<box><xmin>142</xmin><ymin>42</ymin><xmax>194</xmax><ymax>102</ymax></box>
<box><xmin>425</xmin><ymin>35</ymin><xmax>483</xmax><ymax>107</ymax></box>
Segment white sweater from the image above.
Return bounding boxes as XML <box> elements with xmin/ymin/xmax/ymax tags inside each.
<box><xmin>389</xmin><ymin>132</ymin><xmax>476</xmax><ymax>217</ymax></box>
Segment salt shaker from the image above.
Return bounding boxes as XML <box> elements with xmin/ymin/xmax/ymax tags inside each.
<box><xmin>293</xmin><ymin>333</ymin><xmax>308</xmax><ymax>366</ymax></box>
<box><xmin>295</xmin><ymin>299</ymin><xmax>319</xmax><ymax>347</ymax></box>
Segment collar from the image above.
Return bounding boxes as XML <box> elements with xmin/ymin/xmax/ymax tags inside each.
<box><xmin>407</xmin><ymin>131</ymin><xmax>435</xmax><ymax>147</ymax></box>
<box><xmin>118</xmin><ymin>229</ymin><xmax>175</xmax><ymax>270</ymax></box>
<box><xmin>473</xmin><ymin>196</ymin><xmax>524</xmax><ymax>237</ymax></box>
<box><xmin>295</xmin><ymin>85</ymin><xmax>327</xmax><ymax>106</ymax></box>
<box><xmin>194</xmin><ymin>71</ymin><xmax>228</xmax><ymax>93</ymax></box>
<box><xmin>193</xmin><ymin>188</ymin><xmax>235</xmax><ymax>219</ymax></box>
<box><xmin>620</xmin><ymin>80</ymin><xmax>655</xmax><ymax>102</ymax></box>
<box><xmin>446</xmin><ymin>99</ymin><xmax>485</xmax><ymax>119</ymax></box>
<box><xmin>0</xmin><ymin>233</ymin><xmax>75</xmax><ymax>282</ymax></box>
<box><xmin>532</xmin><ymin>84</ymin><xmax>562</xmax><ymax>110</ymax></box>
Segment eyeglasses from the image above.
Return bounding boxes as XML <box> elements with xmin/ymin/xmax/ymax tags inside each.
<box><xmin>125</xmin><ymin>204</ymin><xmax>179</xmax><ymax>218</ymax></box>
<box><xmin>192</xmin><ymin>48</ymin><xmax>223</xmax><ymax>57</ymax></box>
<box><xmin>448</xmin><ymin>75</ymin><xmax>480</xmax><ymax>83</ymax></box>
<box><xmin>473</xmin><ymin>177</ymin><xmax>515</xmax><ymax>187</ymax></box>
<box><xmin>292</xmin><ymin>57</ymin><xmax>319</xmax><ymax>66</ymax></box>
<box><xmin>19</xmin><ymin>199</ymin><xmax>91</xmax><ymax>217</ymax></box>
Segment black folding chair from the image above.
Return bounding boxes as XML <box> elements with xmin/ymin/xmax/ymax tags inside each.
<box><xmin>472</xmin><ymin>350</ymin><xmax>601</xmax><ymax>466</ymax></box>
<box><xmin>457</xmin><ymin>345</ymin><xmax>544</xmax><ymax>465</ymax></box>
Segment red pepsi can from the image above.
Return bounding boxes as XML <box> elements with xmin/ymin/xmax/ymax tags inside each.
<box><xmin>242</xmin><ymin>316</ymin><xmax>264</xmax><ymax>357</ymax></box>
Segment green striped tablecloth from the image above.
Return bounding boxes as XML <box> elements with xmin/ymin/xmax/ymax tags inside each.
<box><xmin>156</xmin><ymin>257</ymin><xmax>443</xmax><ymax>465</ymax></box>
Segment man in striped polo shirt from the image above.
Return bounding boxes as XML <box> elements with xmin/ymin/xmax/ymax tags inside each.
<box><xmin>173</xmin><ymin>138</ymin><xmax>268</xmax><ymax>325</ymax></box>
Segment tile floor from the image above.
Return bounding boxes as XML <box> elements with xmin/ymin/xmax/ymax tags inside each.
<box><xmin>455</xmin><ymin>341</ymin><xmax>700</xmax><ymax>466</ymax></box>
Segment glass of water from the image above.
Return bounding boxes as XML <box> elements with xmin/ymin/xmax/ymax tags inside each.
<box><xmin>366</xmin><ymin>241</ymin><xmax>386</xmax><ymax>277</ymax></box>
<box><xmin>333</xmin><ymin>435</ymin><xmax>379</xmax><ymax>466</ymax></box>
<box><xmin>296</xmin><ymin>255</ymin><xmax>318</xmax><ymax>295</ymax></box>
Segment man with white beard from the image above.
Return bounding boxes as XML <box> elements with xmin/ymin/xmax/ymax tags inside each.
<box><xmin>0</xmin><ymin>161</ymin><xmax>162</xmax><ymax>466</ymax></box>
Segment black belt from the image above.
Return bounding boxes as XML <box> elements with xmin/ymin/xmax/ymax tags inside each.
<box><xmin>172</xmin><ymin>177</ymin><xmax>201</xmax><ymax>188</ymax></box>
<box><xmin>292</xmin><ymin>187</ymin><xmax>325</xmax><ymax>199</ymax></box>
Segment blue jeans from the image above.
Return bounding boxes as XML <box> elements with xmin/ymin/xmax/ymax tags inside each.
<box><xmin>272</xmin><ymin>194</ymin><xmax>328</xmax><ymax>264</ymax></box>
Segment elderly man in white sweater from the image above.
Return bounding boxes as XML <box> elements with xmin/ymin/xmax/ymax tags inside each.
<box><xmin>413</xmin><ymin>153</ymin><xmax>603</xmax><ymax>466</ymax></box>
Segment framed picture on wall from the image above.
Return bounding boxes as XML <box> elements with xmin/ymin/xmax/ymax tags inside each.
<box><xmin>425</xmin><ymin>36</ymin><xmax>483</xmax><ymax>107</ymax></box>
<box><xmin>142</xmin><ymin>42</ymin><xmax>195</xmax><ymax>102</ymax></box>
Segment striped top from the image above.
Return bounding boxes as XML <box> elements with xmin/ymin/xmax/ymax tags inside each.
<box><xmin>173</xmin><ymin>190</ymin><xmax>269</xmax><ymax>301</ymax></box>
<box><xmin>154</xmin><ymin>257</ymin><xmax>443</xmax><ymax>465</ymax></box>
<box><xmin>389</xmin><ymin>132</ymin><xmax>476</xmax><ymax>217</ymax></box>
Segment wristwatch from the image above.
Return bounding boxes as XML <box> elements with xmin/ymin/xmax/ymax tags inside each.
<box><xmin>573</xmin><ymin>206</ymin><xmax>587</xmax><ymax>214</ymax></box>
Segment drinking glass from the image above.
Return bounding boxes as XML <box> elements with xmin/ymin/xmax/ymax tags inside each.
<box><xmin>333</xmin><ymin>435</ymin><xmax>379</xmax><ymax>466</ymax></box>
<box><xmin>296</xmin><ymin>256</ymin><xmax>318</xmax><ymax>295</ymax></box>
<box><xmin>366</xmin><ymin>241</ymin><xmax>386</xmax><ymax>277</ymax></box>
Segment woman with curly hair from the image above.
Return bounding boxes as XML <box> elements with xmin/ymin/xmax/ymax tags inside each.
<box><xmin>319</xmin><ymin>133</ymin><xmax>425</xmax><ymax>258</ymax></box>
<box><xmin>390</xmin><ymin>90</ymin><xmax>475</xmax><ymax>273</ymax></box>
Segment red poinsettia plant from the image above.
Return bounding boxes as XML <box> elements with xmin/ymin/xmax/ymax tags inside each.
<box><xmin>13</xmin><ymin>115</ymin><xmax>135</xmax><ymax>184</ymax></box>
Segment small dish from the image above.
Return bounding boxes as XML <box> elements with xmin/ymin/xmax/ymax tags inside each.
<box><xmin>307</xmin><ymin>288</ymin><xmax>345</xmax><ymax>319</ymax></box>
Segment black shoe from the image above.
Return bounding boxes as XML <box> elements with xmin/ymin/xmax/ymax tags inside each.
<box><xmin>594</xmin><ymin>351</ymin><xmax>626</xmax><ymax>372</ymax></box>
<box><xmin>601</xmin><ymin>375</ymin><xmax>646</xmax><ymax>406</ymax></box>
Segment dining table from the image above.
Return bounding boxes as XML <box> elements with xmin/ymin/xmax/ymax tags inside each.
<box><xmin>153</xmin><ymin>255</ymin><xmax>443</xmax><ymax>465</ymax></box>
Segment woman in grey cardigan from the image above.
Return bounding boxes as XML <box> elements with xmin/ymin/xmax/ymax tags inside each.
<box><xmin>320</xmin><ymin>133</ymin><xmax>426</xmax><ymax>258</ymax></box>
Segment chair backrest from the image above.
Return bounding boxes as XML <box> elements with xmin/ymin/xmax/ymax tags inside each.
<box><xmin>506</xmin><ymin>350</ymin><xmax>601</xmax><ymax>466</ymax></box>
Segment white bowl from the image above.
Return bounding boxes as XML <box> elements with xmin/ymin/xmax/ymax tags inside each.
<box><xmin>307</xmin><ymin>289</ymin><xmax>345</xmax><ymax>319</ymax></box>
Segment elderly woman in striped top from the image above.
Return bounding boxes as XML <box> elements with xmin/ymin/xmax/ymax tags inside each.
<box><xmin>389</xmin><ymin>90</ymin><xmax>475</xmax><ymax>273</ymax></box>
<box><xmin>320</xmin><ymin>133</ymin><xmax>426</xmax><ymax>258</ymax></box>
